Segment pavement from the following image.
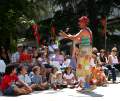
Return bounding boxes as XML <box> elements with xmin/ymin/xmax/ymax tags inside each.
<box><xmin>0</xmin><ymin>77</ymin><xmax>120</xmax><ymax>101</ymax></box>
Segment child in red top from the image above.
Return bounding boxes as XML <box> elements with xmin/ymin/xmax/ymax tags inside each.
<box><xmin>1</xmin><ymin>64</ymin><xmax>32</xmax><ymax>96</ymax></box>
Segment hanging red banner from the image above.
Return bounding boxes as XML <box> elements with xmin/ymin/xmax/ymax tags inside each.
<box><xmin>32</xmin><ymin>24</ymin><xmax>40</xmax><ymax>45</ymax></box>
<box><xmin>101</xmin><ymin>16</ymin><xmax>107</xmax><ymax>36</ymax></box>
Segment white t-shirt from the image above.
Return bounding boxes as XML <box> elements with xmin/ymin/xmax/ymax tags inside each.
<box><xmin>62</xmin><ymin>59</ymin><xmax>71</xmax><ymax>68</ymax></box>
<box><xmin>11</xmin><ymin>52</ymin><xmax>20</xmax><ymax>63</ymax></box>
<box><xmin>18</xmin><ymin>74</ymin><xmax>31</xmax><ymax>85</ymax></box>
<box><xmin>110</xmin><ymin>55</ymin><xmax>118</xmax><ymax>64</ymax></box>
<box><xmin>48</xmin><ymin>44</ymin><xmax>58</xmax><ymax>52</ymax></box>
<box><xmin>63</xmin><ymin>73</ymin><xmax>74</xmax><ymax>80</ymax></box>
<box><xmin>90</xmin><ymin>58</ymin><xmax>96</xmax><ymax>67</ymax></box>
<box><xmin>0</xmin><ymin>59</ymin><xmax>6</xmax><ymax>73</ymax></box>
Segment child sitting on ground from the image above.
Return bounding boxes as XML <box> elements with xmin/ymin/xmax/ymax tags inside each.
<box><xmin>31</xmin><ymin>66</ymin><xmax>48</xmax><ymax>90</ymax></box>
<box><xmin>50</xmin><ymin>67</ymin><xmax>67</xmax><ymax>90</ymax></box>
<box><xmin>55</xmin><ymin>70</ymin><xmax>67</xmax><ymax>89</ymax></box>
<box><xmin>39</xmin><ymin>67</ymin><xmax>50</xmax><ymax>89</ymax></box>
<box><xmin>50</xmin><ymin>67</ymin><xmax>58</xmax><ymax>90</ymax></box>
<box><xmin>0</xmin><ymin>64</ymin><xmax>32</xmax><ymax>96</ymax></box>
<box><xmin>17</xmin><ymin>65</ymin><xmax>37</xmax><ymax>90</ymax></box>
<box><xmin>63</xmin><ymin>66</ymin><xmax>76</xmax><ymax>87</ymax></box>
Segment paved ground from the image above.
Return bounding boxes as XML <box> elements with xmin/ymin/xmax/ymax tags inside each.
<box><xmin>1</xmin><ymin>72</ymin><xmax>120</xmax><ymax>101</ymax></box>
<box><xmin>0</xmin><ymin>78</ymin><xmax>120</xmax><ymax>101</ymax></box>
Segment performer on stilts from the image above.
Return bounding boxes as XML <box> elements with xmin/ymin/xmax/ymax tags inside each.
<box><xmin>60</xmin><ymin>16</ymin><xmax>96</xmax><ymax>92</ymax></box>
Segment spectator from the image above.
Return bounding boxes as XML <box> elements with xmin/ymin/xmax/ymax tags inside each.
<box><xmin>61</xmin><ymin>56</ymin><xmax>71</xmax><ymax>71</ymax></box>
<box><xmin>11</xmin><ymin>44</ymin><xmax>23</xmax><ymax>63</ymax></box>
<box><xmin>50</xmin><ymin>67</ymin><xmax>59</xmax><ymax>90</ymax></box>
<box><xmin>98</xmin><ymin>49</ymin><xmax>108</xmax><ymax>76</ymax></box>
<box><xmin>90</xmin><ymin>52</ymin><xmax>98</xmax><ymax>67</ymax></box>
<box><xmin>0</xmin><ymin>64</ymin><xmax>32</xmax><ymax>96</ymax></box>
<box><xmin>31</xmin><ymin>66</ymin><xmax>48</xmax><ymax>90</ymax></box>
<box><xmin>39</xmin><ymin>67</ymin><xmax>48</xmax><ymax>83</ymax></box>
<box><xmin>0</xmin><ymin>46</ymin><xmax>10</xmax><ymax>65</ymax></box>
<box><xmin>107</xmin><ymin>47</ymin><xmax>120</xmax><ymax>83</ymax></box>
<box><xmin>19</xmin><ymin>49</ymin><xmax>32</xmax><ymax>69</ymax></box>
<box><xmin>54</xmin><ymin>49</ymin><xmax>64</xmax><ymax>66</ymax></box>
<box><xmin>18</xmin><ymin>65</ymin><xmax>36</xmax><ymax>90</ymax></box>
<box><xmin>48</xmin><ymin>39</ymin><xmax>58</xmax><ymax>54</ymax></box>
<box><xmin>0</xmin><ymin>58</ymin><xmax>6</xmax><ymax>83</ymax></box>
<box><xmin>63</xmin><ymin>66</ymin><xmax>76</xmax><ymax>85</ymax></box>
<box><xmin>0</xmin><ymin>58</ymin><xmax>6</xmax><ymax>74</ymax></box>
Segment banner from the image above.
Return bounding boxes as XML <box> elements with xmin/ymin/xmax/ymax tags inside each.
<box><xmin>32</xmin><ymin>24</ymin><xmax>40</xmax><ymax>46</ymax></box>
<box><xmin>101</xmin><ymin>16</ymin><xmax>107</xmax><ymax>36</ymax></box>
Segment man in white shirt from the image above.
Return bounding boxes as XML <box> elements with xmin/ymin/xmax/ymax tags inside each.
<box><xmin>0</xmin><ymin>58</ymin><xmax>6</xmax><ymax>83</ymax></box>
<box><xmin>0</xmin><ymin>59</ymin><xmax>6</xmax><ymax>74</ymax></box>
<box><xmin>11</xmin><ymin>44</ymin><xmax>23</xmax><ymax>63</ymax></box>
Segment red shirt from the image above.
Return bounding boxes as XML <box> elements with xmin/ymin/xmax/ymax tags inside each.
<box><xmin>1</xmin><ymin>74</ymin><xmax>18</xmax><ymax>93</ymax></box>
<box><xmin>19</xmin><ymin>52</ymin><xmax>32</xmax><ymax>62</ymax></box>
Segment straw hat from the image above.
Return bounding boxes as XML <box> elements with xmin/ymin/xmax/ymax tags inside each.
<box><xmin>17</xmin><ymin>43</ymin><xmax>23</xmax><ymax>47</ymax></box>
<box><xmin>112</xmin><ymin>47</ymin><xmax>117</xmax><ymax>51</ymax></box>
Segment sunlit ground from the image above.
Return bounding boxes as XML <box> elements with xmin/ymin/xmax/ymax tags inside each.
<box><xmin>0</xmin><ymin>77</ymin><xmax>120</xmax><ymax>101</ymax></box>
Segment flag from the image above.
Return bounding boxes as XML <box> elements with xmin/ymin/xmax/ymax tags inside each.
<box><xmin>101</xmin><ymin>16</ymin><xmax>107</xmax><ymax>36</ymax></box>
<box><xmin>32</xmin><ymin>24</ymin><xmax>40</xmax><ymax>46</ymax></box>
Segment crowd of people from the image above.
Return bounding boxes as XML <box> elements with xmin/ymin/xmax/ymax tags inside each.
<box><xmin>0</xmin><ymin>41</ymin><xmax>120</xmax><ymax>96</ymax></box>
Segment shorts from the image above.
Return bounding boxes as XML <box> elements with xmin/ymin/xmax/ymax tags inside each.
<box><xmin>4</xmin><ymin>84</ymin><xmax>15</xmax><ymax>96</ymax></box>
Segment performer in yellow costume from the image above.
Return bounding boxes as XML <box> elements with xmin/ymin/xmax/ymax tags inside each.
<box><xmin>60</xmin><ymin>16</ymin><xmax>96</xmax><ymax>91</ymax></box>
<box><xmin>60</xmin><ymin>16</ymin><xmax>92</xmax><ymax>77</ymax></box>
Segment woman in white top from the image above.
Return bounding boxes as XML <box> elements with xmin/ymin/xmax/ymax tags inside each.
<box><xmin>108</xmin><ymin>47</ymin><xmax>120</xmax><ymax>71</ymax></box>
<box><xmin>107</xmin><ymin>47</ymin><xmax>120</xmax><ymax>83</ymax></box>
<box><xmin>108</xmin><ymin>47</ymin><xmax>119</xmax><ymax>65</ymax></box>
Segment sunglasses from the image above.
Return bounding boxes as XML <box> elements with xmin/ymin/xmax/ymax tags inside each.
<box><xmin>112</xmin><ymin>50</ymin><xmax>117</xmax><ymax>52</ymax></box>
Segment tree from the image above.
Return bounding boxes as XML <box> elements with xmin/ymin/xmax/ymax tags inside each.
<box><xmin>0</xmin><ymin>0</ymin><xmax>29</xmax><ymax>47</ymax></box>
<box><xmin>0</xmin><ymin>0</ymin><xmax>52</xmax><ymax>49</ymax></box>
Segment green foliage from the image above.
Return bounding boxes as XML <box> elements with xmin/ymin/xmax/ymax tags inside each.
<box><xmin>0</xmin><ymin>0</ymin><xmax>52</xmax><ymax>49</ymax></box>
<box><xmin>0</xmin><ymin>0</ymin><xmax>29</xmax><ymax>46</ymax></box>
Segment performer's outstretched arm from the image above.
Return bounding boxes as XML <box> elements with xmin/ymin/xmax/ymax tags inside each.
<box><xmin>59</xmin><ymin>31</ymin><xmax>81</xmax><ymax>41</ymax></box>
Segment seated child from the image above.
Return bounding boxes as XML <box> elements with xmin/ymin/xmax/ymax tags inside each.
<box><xmin>50</xmin><ymin>67</ymin><xmax>67</xmax><ymax>90</ymax></box>
<box><xmin>50</xmin><ymin>67</ymin><xmax>58</xmax><ymax>90</ymax></box>
<box><xmin>39</xmin><ymin>67</ymin><xmax>50</xmax><ymax>89</ymax></box>
<box><xmin>63</xmin><ymin>66</ymin><xmax>76</xmax><ymax>86</ymax></box>
<box><xmin>18</xmin><ymin>65</ymin><xmax>37</xmax><ymax>90</ymax></box>
<box><xmin>40</xmin><ymin>66</ymin><xmax>48</xmax><ymax>83</ymax></box>
<box><xmin>0</xmin><ymin>64</ymin><xmax>32</xmax><ymax>96</ymax></box>
<box><xmin>31</xmin><ymin>66</ymin><xmax>48</xmax><ymax>90</ymax></box>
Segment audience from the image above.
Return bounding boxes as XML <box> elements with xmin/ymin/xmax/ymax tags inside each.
<box><xmin>0</xmin><ymin>41</ymin><xmax>120</xmax><ymax>96</ymax></box>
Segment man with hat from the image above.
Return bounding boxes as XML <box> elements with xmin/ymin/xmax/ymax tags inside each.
<box><xmin>11</xmin><ymin>43</ymin><xmax>23</xmax><ymax>63</ymax></box>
